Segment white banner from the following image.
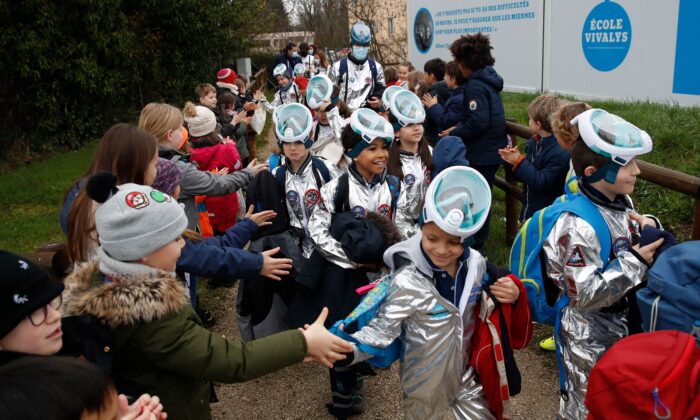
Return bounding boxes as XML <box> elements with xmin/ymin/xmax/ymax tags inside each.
<box><xmin>407</xmin><ymin>0</ymin><xmax>700</xmax><ymax>106</ymax></box>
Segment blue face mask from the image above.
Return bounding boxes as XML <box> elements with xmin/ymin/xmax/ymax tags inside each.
<box><xmin>352</xmin><ymin>46</ymin><xmax>369</xmax><ymax>61</ymax></box>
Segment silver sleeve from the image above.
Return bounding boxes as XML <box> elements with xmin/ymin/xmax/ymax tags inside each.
<box><xmin>308</xmin><ymin>180</ymin><xmax>356</xmax><ymax>269</ymax></box>
<box><xmin>352</xmin><ymin>272</ymin><xmax>416</xmax><ymax>349</ymax></box>
<box><xmin>544</xmin><ymin>214</ymin><xmax>647</xmax><ymax>311</ymax></box>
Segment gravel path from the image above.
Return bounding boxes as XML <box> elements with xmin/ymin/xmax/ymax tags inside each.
<box><xmin>203</xmin><ymin>284</ymin><xmax>560</xmax><ymax>420</ymax></box>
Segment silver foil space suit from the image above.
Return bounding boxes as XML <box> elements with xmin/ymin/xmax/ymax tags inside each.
<box><xmin>328</xmin><ymin>58</ymin><xmax>385</xmax><ymax>112</ymax></box>
<box><xmin>395</xmin><ymin>150</ymin><xmax>432</xmax><ymax>238</ymax></box>
<box><xmin>272</xmin><ymin>155</ymin><xmax>339</xmax><ymax>257</ymax></box>
<box><xmin>262</xmin><ymin>82</ymin><xmax>302</xmax><ymax>112</ymax></box>
<box><xmin>351</xmin><ymin>233</ymin><xmax>494</xmax><ymax>419</ymax></box>
<box><xmin>308</xmin><ymin>168</ymin><xmax>410</xmax><ymax>269</ymax></box>
<box><xmin>543</xmin><ymin>190</ymin><xmax>651</xmax><ymax>420</ymax></box>
<box><xmin>310</xmin><ymin>107</ymin><xmax>346</xmax><ymax>166</ymax></box>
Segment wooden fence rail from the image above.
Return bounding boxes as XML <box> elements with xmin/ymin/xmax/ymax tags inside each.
<box><xmin>496</xmin><ymin>120</ymin><xmax>700</xmax><ymax>243</ymax></box>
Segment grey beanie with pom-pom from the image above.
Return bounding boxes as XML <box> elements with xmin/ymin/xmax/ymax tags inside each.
<box><xmin>87</xmin><ymin>173</ymin><xmax>187</xmax><ymax>261</ymax></box>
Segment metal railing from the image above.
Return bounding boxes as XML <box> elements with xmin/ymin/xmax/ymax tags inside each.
<box><xmin>495</xmin><ymin>120</ymin><xmax>700</xmax><ymax>243</ymax></box>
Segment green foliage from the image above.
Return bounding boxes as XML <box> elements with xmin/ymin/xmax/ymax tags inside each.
<box><xmin>0</xmin><ymin>0</ymin><xmax>269</xmax><ymax>162</ymax></box>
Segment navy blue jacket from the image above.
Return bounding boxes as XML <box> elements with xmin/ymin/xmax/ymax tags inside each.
<box><xmin>178</xmin><ymin>218</ymin><xmax>263</xmax><ymax>279</ymax></box>
<box><xmin>510</xmin><ymin>134</ymin><xmax>571</xmax><ymax>220</ymax></box>
<box><xmin>272</xmin><ymin>52</ymin><xmax>301</xmax><ymax>75</ymax></box>
<box><xmin>424</xmin><ymin>80</ymin><xmax>451</xmax><ymax>145</ymax></box>
<box><xmin>451</xmin><ymin>66</ymin><xmax>507</xmax><ymax>165</ymax></box>
<box><xmin>426</xmin><ymin>85</ymin><xmax>466</xmax><ymax>133</ymax></box>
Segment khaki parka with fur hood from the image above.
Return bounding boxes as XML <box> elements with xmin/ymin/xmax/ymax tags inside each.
<box><xmin>62</xmin><ymin>261</ymin><xmax>307</xmax><ymax>420</ymax></box>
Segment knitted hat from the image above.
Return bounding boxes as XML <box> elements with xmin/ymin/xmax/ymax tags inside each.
<box><xmin>217</xmin><ymin>68</ymin><xmax>237</xmax><ymax>85</ymax></box>
<box><xmin>0</xmin><ymin>250</ymin><xmax>64</xmax><ymax>339</ymax></box>
<box><xmin>152</xmin><ymin>158</ymin><xmax>184</xmax><ymax>196</ymax></box>
<box><xmin>87</xmin><ymin>173</ymin><xmax>188</xmax><ymax>262</ymax></box>
<box><xmin>183</xmin><ymin>102</ymin><xmax>217</xmax><ymax>138</ymax></box>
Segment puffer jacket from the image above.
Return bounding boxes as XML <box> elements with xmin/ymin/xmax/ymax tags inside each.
<box><xmin>190</xmin><ymin>143</ymin><xmax>243</xmax><ymax>232</ymax></box>
<box><xmin>451</xmin><ymin>66</ymin><xmax>507</xmax><ymax>165</ymax></box>
<box><xmin>62</xmin><ymin>259</ymin><xmax>306</xmax><ymax>420</ymax></box>
<box><xmin>158</xmin><ymin>146</ymin><xmax>252</xmax><ymax>230</ymax></box>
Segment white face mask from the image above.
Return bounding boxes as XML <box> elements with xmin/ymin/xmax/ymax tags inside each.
<box><xmin>314</xmin><ymin>58</ymin><xmax>321</xmax><ymax>66</ymax></box>
<box><xmin>309</xmin><ymin>49</ymin><xmax>314</xmax><ymax>55</ymax></box>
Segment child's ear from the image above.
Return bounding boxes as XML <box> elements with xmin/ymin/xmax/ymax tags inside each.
<box><xmin>166</xmin><ymin>129</ymin><xmax>174</xmax><ymax>142</ymax></box>
<box><xmin>583</xmin><ymin>165</ymin><xmax>598</xmax><ymax>177</ymax></box>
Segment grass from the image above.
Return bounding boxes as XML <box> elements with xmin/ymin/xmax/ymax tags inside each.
<box><xmin>1</xmin><ymin>93</ymin><xmax>698</xmax><ymax>266</ymax></box>
<box><xmin>0</xmin><ymin>143</ymin><xmax>96</xmax><ymax>252</ymax></box>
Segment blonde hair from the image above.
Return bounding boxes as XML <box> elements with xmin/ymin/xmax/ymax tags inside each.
<box><xmin>138</xmin><ymin>103</ymin><xmax>184</xmax><ymax>144</ymax></box>
<box><xmin>527</xmin><ymin>94</ymin><xmax>564</xmax><ymax>133</ymax></box>
<box><xmin>551</xmin><ymin>101</ymin><xmax>592</xmax><ymax>149</ymax></box>
<box><xmin>407</xmin><ymin>70</ymin><xmax>425</xmax><ymax>92</ymax></box>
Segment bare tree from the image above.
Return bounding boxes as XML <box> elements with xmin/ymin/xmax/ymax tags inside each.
<box><xmin>293</xmin><ymin>0</ymin><xmax>349</xmax><ymax>49</ymax></box>
<box><xmin>346</xmin><ymin>0</ymin><xmax>407</xmax><ymax>65</ymax></box>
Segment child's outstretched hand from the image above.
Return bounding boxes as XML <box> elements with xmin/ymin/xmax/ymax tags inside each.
<box><xmin>300</xmin><ymin>307</ymin><xmax>354</xmax><ymax>368</ymax></box>
<box><xmin>498</xmin><ymin>146</ymin><xmax>521</xmax><ymax>165</ymax></box>
<box><xmin>260</xmin><ymin>247</ymin><xmax>293</xmax><ymax>281</ymax></box>
<box><xmin>118</xmin><ymin>393</ymin><xmax>167</xmax><ymax>420</ymax></box>
<box><xmin>490</xmin><ymin>276</ymin><xmax>520</xmax><ymax>304</ymax></box>
<box><xmin>247</xmin><ymin>158</ymin><xmax>269</xmax><ymax>174</ymax></box>
<box><xmin>245</xmin><ymin>204</ymin><xmax>276</xmax><ymax>227</ymax></box>
<box><xmin>439</xmin><ymin>126</ymin><xmax>456</xmax><ymax>137</ymax></box>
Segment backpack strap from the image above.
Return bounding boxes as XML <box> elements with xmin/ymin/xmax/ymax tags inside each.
<box><xmin>339</xmin><ymin>58</ymin><xmax>349</xmax><ymax>101</ymax></box>
<box><xmin>333</xmin><ymin>173</ymin><xmax>350</xmax><ymax>213</ymax></box>
<box><xmin>339</xmin><ymin>58</ymin><xmax>378</xmax><ymax>104</ymax></box>
<box><xmin>274</xmin><ymin>165</ymin><xmax>286</xmax><ymax>187</ymax></box>
<box><xmin>553</xmin><ymin>196</ymin><xmax>612</xmax><ymax>401</ymax></box>
<box><xmin>385</xmin><ymin>174</ymin><xmax>401</xmax><ymax>218</ymax></box>
<box><xmin>368</xmin><ymin>58</ymin><xmax>378</xmax><ymax>82</ymax></box>
<box><xmin>311</xmin><ymin>156</ymin><xmax>332</xmax><ymax>185</ymax></box>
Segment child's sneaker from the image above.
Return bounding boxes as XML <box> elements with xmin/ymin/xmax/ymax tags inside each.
<box><xmin>539</xmin><ymin>336</ymin><xmax>556</xmax><ymax>351</ymax></box>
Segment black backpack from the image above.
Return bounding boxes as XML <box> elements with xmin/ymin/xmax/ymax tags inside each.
<box><xmin>245</xmin><ymin>170</ymin><xmax>290</xmax><ymax>240</ymax></box>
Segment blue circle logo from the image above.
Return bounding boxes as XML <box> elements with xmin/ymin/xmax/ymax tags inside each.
<box><xmin>414</xmin><ymin>8</ymin><xmax>434</xmax><ymax>54</ymax></box>
<box><xmin>581</xmin><ymin>1</ymin><xmax>632</xmax><ymax>72</ymax></box>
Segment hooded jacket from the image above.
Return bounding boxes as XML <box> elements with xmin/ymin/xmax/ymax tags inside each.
<box><xmin>351</xmin><ymin>233</ymin><xmax>494</xmax><ymax>419</ymax></box>
<box><xmin>190</xmin><ymin>143</ymin><xmax>243</xmax><ymax>232</ymax></box>
<box><xmin>451</xmin><ymin>66</ymin><xmax>507</xmax><ymax>165</ymax></box>
<box><xmin>61</xmin><ymin>260</ymin><xmax>306</xmax><ymax>420</ymax></box>
<box><xmin>432</xmin><ymin>136</ymin><xmax>469</xmax><ymax>176</ymax></box>
<box><xmin>158</xmin><ymin>146</ymin><xmax>252</xmax><ymax>230</ymax></box>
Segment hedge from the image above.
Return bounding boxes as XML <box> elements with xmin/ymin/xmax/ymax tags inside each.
<box><xmin>0</xmin><ymin>0</ymin><xmax>267</xmax><ymax>162</ymax></box>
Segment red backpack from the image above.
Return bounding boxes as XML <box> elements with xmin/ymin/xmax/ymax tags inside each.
<box><xmin>585</xmin><ymin>330</ymin><xmax>700</xmax><ymax>419</ymax></box>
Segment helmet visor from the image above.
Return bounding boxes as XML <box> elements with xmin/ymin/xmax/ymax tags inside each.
<box><xmin>391</xmin><ymin>90</ymin><xmax>425</xmax><ymax>125</ymax></box>
<box><xmin>590</xmin><ymin>109</ymin><xmax>646</xmax><ymax>149</ymax></box>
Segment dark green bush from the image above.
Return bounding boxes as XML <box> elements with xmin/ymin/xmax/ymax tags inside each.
<box><xmin>0</xmin><ymin>0</ymin><xmax>267</xmax><ymax>162</ymax></box>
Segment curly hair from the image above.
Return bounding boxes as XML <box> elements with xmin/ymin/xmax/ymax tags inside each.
<box><xmin>449</xmin><ymin>33</ymin><xmax>495</xmax><ymax>71</ymax></box>
<box><xmin>551</xmin><ymin>101</ymin><xmax>591</xmax><ymax>151</ymax></box>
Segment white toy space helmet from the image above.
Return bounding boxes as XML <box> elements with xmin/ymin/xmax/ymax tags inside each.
<box><xmin>420</xmin><ymin>166</ymin><xmax>491</xmax><ymax>241</ymax></box>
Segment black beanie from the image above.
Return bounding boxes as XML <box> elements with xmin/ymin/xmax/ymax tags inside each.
<box><xmin>0</xmin><ymin>251</ymin><xmax>64</xmax><ymax>339</ymax></box>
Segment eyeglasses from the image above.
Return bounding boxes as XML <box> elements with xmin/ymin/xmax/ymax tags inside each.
<box><xmin>26</xmin><ymin>294</ymin><xmax>63</xmax><ymax>326</ymax></box>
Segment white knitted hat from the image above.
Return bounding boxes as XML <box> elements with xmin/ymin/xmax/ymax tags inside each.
<box><xmin>184</xmin><ymin>104</ymin><xmax>217</xmax><ymax>137</ymax></box>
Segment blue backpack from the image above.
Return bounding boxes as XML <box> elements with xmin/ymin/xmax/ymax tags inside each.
<box><xmin>509</xmin><ymin>190</ymin><xmax>611</xmax><ymax>398</ymax></box>
<box><xmin>636</xmin><ymin>241</ymin><xmax>700</xmax><ymax>337</ymax></box>
<box><xmin>329</xmin><ymin>276</ymin><xmax>400</xmax><ymax>368</ymax></box>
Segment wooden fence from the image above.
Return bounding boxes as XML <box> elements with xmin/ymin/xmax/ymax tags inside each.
<box><xmin>495</xmin><ymin>120</ymin><xmax>700</xmax><ymax>243</ymax></box>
